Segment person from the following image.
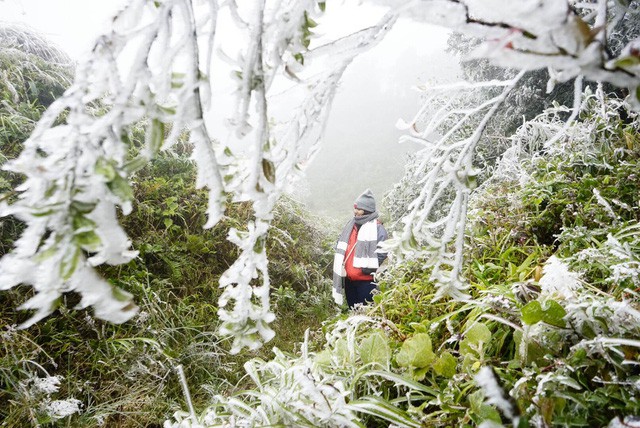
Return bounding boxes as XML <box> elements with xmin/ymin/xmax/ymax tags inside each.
<box><xmin>332</xmin><ymin>189</ymin><xmax>388</xmax><ymax>309</ymax></box>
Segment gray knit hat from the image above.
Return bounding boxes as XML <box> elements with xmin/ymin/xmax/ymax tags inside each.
<box><xmin>355</xmin><ymin>188</ymin><xmax>376</xmax><ymax>213</ymax></box>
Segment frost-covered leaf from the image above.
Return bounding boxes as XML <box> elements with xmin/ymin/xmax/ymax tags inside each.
<box><xmin>433</xmin><ymin>351</ymin><xmax>457</xmax><ymax>378</ymax></box>
<box><xmin>359</xmin><ymin>331</ymin><xmax>391</xmax><ymax>367</ymax></box>
<box><xmin>395</xmin><ymin>333</ymin><xmax>435</xmax><ymax>368</ymax></box>
<box><xmin>460</xmin><ymin>323</ymin><xmax>492</xmax><ymax>356</ymax></box>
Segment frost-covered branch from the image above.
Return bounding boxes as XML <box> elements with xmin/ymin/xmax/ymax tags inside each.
<box><xmin>0</xmin><ymin>0</ymin><xmax>215</xmax><ymax>327</ymax></box>
<box><xmin>0</xmin><ymin>0</ymin><xmax>401</xmax><ymax>353</ymax></box>
<box><xmin>383</xmin><ymin>71</ymin><xmax>525</xmax><ymax>300</ymax></box>
<box><xmin>403</xmin><ymin>0</ymin><xmax>640</xmax><ymax>109</ymax></box>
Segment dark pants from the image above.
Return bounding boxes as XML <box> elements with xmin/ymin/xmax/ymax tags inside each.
<box><xmin>344</xmin><ymin>279</ymin><xmax>377</xmax><ymax>309</ymax></box>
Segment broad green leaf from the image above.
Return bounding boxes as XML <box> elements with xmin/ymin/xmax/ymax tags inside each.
<box><xmin>75</xmin><ymin>230</ymin><xmax>101</xmax><ymax>250</ymax></box>
<box><xmin>359</xmin><ymin>331</ymin><xmax>390</xmax><ymax>366</ymax></box>
<box><xmin>395</xmin><ymin>333</ymin><xmax>435</xmax><ymax>368</ymax></box>
<box><xmin>163</xmin><ymin>218</ymin><xmax>173</xmax><ymax>229</ymax></box>
<box><xmin>521</xmin><ymin>300</ymin><xmax>566</xmax><ymax>327</ymax></box>
<box><xmin>433</xmin><ymin>352</ymin><xmax>457</xmax><ymax>378</ymax></box>
<box><xmin>460</xmin><ymin>323</ymin><xmax>491</xmax><ymax>356</ymax></box>
<box><xmin>149</xmin><ymin>118</ymin><xmax>165</xmax><ymax>154</ymax></box>
<box><xmin>108</xmin><ymin>175</ymin><xmax>134</xmax><ymax>201</ymax></box>
<box><xmin>95</xmin><ymin>157</ymin><xmax>117</xmax><ymax>181</ymax></box>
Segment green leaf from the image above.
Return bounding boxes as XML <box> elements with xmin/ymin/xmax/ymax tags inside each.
<box><xmin>468</xmin><ymin>390</ymin><xmax>502</xmax><ymax>424</ymax></box>
<box><xmin>359</xmin><ymin>331</ymin><xmax>391</xmax><ymax>366</ymax></box>
<box><xmin>95</xmin><ymin>157</ymin><xmax>117</xmax><ymax>181</ymax></box>
<box><xmin>149</xmin><ymin>118</ymin><xmax>165</xmax><ymax>154</ymax></box>
<box><xmin>348</xmin><ymin>396</ymin><xmax>421</xmax><ymax>428</ymax></box>
<box><xmin>72</xmin><ymin>214</ymin><xmax>96</xmax><ymax>232</ymax></box>
<box><xmin>71</xmin><ymin>200</ymin><xmax>96</xmax><ymax>214</ymax></box>
<box><xmin>614</xmin><ymin>56</ymin><xmax>640</xmax><ymax>68</ymax></box>
<box><xmin>262</xmin><ymin>159</ymin><xmax>276</xmax><ymax>183</ymax></box>
<box><xmin>31</xmin><ymin>209</ymin><xmax>56</xmax><ymax>217</ymax></box>
<box><xmin>363</xmin><ymin>370</ymin><xmax>439</xmax><ymax>395</ymax></box>
<box><xmin>460</xmin><ymin>323</ymin><xmax>492</xmax><ymax>356</ymax></box>
<box><xmin>60</xmin><ymin>248</ymin><xmax>81</xmax><ymax>280</ymax></box>
<box><xmin>521</xmin><ymin>299</ymin><xmax>566</xmax><ymax>327</ymax></box>
<box><xmin>75</xmin><ymin>230</ymin><xmax>101</xmax><ymax>250</ymax></box>
<box><xmin>124</xmin><ymin>156</ymin><xmax>148</xmax><ymax>174</ymax></box>
<box><xmin>163</xmin><ymin>218</ymin><xmax>173</xmax><ymax>229</ymax></box>
<box><xmin>409</xmin><ymin>322</ymin><xmax>427</xmax><ymax>333</ymax></box>
<box><xmin>318</xmin><ymin>1</ymin><xmax>326</xmax><ymax>12</ymax></box>
<box><xmin>107</xmin><ymin>175</ymin><xmax>134</xmax><ymax>201</ymax></box>
<box><xmin>395</xmin><ymin>333</ymin><xmax>435</xmax><ymax>368</ymax></box>
<box><xmin>433</xmin><ymin>352</ymin><xmax>457</xmax><ymax>378</ymax></box>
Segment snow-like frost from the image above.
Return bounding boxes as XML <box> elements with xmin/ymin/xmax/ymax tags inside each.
<box><xmin>539</xmin><ymin>256</ymin><xmax>580</xmax><ymax>300</ymax></box>
<box><xmin>3</xmin><ymin>0</ymin><xmax>640</xmax><ymax>353</ymax></box>
<box><xmin>45</xmin><ymin>398</ymin><xmax>83</xmax><ymax>420</ymax></box>
<box><xmin>475</xmin><ymin>366</ymin><xmax>517</xmax><ymax>421</ymax></box>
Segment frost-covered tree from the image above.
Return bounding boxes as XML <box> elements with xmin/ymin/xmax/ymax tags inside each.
<box><xmin>1</xmin><ymin>0</ymin><xmax>640</xmax><ymax>354</ymax></box>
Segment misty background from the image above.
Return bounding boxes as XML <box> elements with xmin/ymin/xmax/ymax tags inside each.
<box><xmin>299</xmin><ymin>17</ymin><xmax>460</xmax><ymax>220</ymax></box>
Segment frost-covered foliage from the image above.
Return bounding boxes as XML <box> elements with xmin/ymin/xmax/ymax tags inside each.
<box><xmin>3</xmin><ymin>0</ymin><xmax>640</xmax><ymax>354</ymax></box>
<box><xmin>383</xmin><ymin>73</ymin><xmax>525</xmax><ymax>300</ymax></box>
<box><xmin>0</xmin><ymin>0</ymin><xmax>396</xmax><ymax>352</ymax></box>
<box><xmin>165</xmin><ymin>317</ymin><xmax>435</xmax><ymax>428</ymax></box>
<box><xmin>166</xmin><ymin>81</ymin><xmax>640</xmax><ymax>428</ymax></box>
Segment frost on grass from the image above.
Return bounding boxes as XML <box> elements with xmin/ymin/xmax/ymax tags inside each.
<box><xmin>475</xmin><ymin>366</ymin><xmax>519</xmax><ymax>425</ymax></box>
<box><xmin>538</xmin><ymin>256</ymin><xmax>580</xmax><ymax>301</ymax></box>
<box><xmin>45</xmin><ymin>398</ymin><xmax>83</xmax><ymax>420</ymax></box>
<box><xmin>166</xmin><ymin>316</ymin><xmax>429</xmax><ymax>428</ymax></box>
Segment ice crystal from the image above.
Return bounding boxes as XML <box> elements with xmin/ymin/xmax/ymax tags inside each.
<box><xmin>31</xmin><ymin>375</ymin><xmax>62</xmax><ymax>395</ymax></box>
<box><xmin>539</xmin><ymin>256</ymin><xmax>580</xmax><ymax>300</ymax></box>
<box><xmin>475</xmin><ymin>366</ymin><xmax>518</xmax><ymax>423</ymax></box>
<box><xmin>45</xmin><ymin>398</ymin><xmax>82</xmax><ymax>419</ymax></box>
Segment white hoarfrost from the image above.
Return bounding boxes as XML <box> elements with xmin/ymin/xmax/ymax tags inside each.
<box><xmin>475</xmin><ymin>366</ymin><xmax>519</xmax><ymax>424</ymax></box>
<box><xmin>538</xmin><ymin>256</ymin><xmax>580</xmax><ymax>301</ymax></box>
<box><xmin>2</xmin><ymin>0</ymin><xmax>640</xmax><ymax>354</ymax></box>
<box><xmin>45</xmin><ymin>398</ymin><xmax>83</xmax><ymax>420</ymax></box>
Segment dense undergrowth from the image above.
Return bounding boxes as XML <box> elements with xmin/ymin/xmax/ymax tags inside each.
<box><xmin>0</xmin><ymin>32</ymin><xmax>337</xmax><ymax>426</ymax></box>
<box><xmin>4</xmin><ymin>25</ymin><xmax>640</xmax><ymax>428</ymax></box>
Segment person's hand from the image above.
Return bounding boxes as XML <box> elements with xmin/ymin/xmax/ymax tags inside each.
<box><xmin>332</xmin><ymin>289</ymin><xmax>344</xmax><ymax>306</ymax></box>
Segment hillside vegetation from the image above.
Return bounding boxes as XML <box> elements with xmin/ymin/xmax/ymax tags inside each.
<box><xmin>0</xmin><ymin>30</ymin><xmax>336</xmax><ymax>427</ymax></box>
<box><xmin>3</xmin><ymin>20</ymin><xmax>640</xmax><ymax>428</ymax></box>
<box><xmin>159</xmin><ymin>89</ymin><xmax>640</xmax><ymax>428</ymax></box>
